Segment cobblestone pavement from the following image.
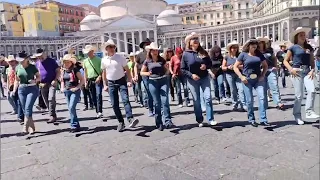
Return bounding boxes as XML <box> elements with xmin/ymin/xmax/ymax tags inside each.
<box><xmin>1</xmin><ymin>85</ymin><xmax>319</xmax><ymax>180</ymax></box>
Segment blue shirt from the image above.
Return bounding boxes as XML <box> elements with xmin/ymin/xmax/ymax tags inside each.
<box><xmin>181</xmin><ymin>50</ymin><xmax>212</xmax><ymax>78</ymax></box>
<box><xmin>263</xmin><ymin>52</ymin><xmax>274</xmax><ymax>68</ymax></box>
<box><xmin>225</xmin><ymin>55</ymin><xmax>237</xmax><ymax>74</ymax></box>
<box><xmin>289</xmin><ymin>44</ymin><xmax>313</xmax><ymax>68</ymax></box>
<box><xmin>143</xmin><ymin>58</ymin><xmax>167</xmax><ymax>78</ymax></box>
<box><xmin>237</xmin><ymin>52</ymin><xmax>266</xmax><ymax>78</ymax></box>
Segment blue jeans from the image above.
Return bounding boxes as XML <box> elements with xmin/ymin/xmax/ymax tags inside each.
<box><xmin>225</xmin><ymin>73</ymin><xmax>246</xmax><ymax>108</ymax></box>
<box><xmin>64</xmin><ymin>89</ymin><xmax>81</xmax><ymax>128</ymax></box>
<box><xmin>265</xmin><ymin>70</ymin><xmax>282</xmax><ymax>106</ymax></box>
<box><xmin>142</xmin><ymin>76</ymin><xmax>154</xmax><ymax>112</ymax></box>
<box><xmin>89</xmin><ymin>80</ymin><xmax>103</xmax><ymax>113</ymax></box>
<box><xmin>0</xmin><ymin>79</ymin><xmax>5</xmax><ymax>97</ymax></box>
<box><xmin>187</xmin><ymin>76</ymin><xmax>214</xmax><ymax>123</ymax></box>
<box><xmin>148</xmin><ymin>76</ymin><xmax>171</xmax><ymax>127</ymax></box>
<box><xmin>212</xmin><ymin>74</ymin><xmax>225</xmax><ymax>100</ymax></box>
<box><xmin>173</xmin><ymin>75</ymin><xmax>189</xmax><ymax>105</ymax></box>
<box><xmin>108</xmin><ymin>76</ymin><xmax>133</xmax><ymax>123</ymax></box>
<box><xmin>280</xmin><ymin>66</ymin><xmax>287</xmax><ymax>88</ymax></box>
<box><xmin>18</xmin><ymin>85</ymin><xmax>39</xmax><ymax>118</ymax></box>
<box><xmin>242</xmin><ymin>79</ymin><xmax>268</xmax><ymax>123</ymax></box>
<box><xmin>7</xmin><ymin>90</ymin><xmax>24</xmax><ymax>119</ymax></box>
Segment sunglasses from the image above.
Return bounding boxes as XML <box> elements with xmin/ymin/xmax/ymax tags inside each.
<box><xmin>191</xmin><ymin>37</ymin><xmax>199</xmax><ymax>41</ymax></box>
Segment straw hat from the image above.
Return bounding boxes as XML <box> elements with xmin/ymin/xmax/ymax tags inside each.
<box><xmin>5</xmin><ymin>55</ymin><xmax>16</xmax><ymax>62</ymax></box>
<box><xmin>145</xmin><ymin>42</ymin><xmax>160</xmax><ymax>50</ymax></box>
<box><xmin>226</xmin><ymin>41</ymin><xmax>239</xmax><ymax>52</ymax></box>
<box><xmin>82</xmin><ymin>45</ymin><xmax>97</xmax><ymax>54</ymax></box>
<box><xmin>289</xmin><ymin>27</ymin><xmax>311</xmax><ymax>43</ymax></box>
<box><xmin>185</xmin><ymin>32</ymin><xmax>199</xmax><ymax>44</ymax></box>
<box><xmin>62</xmin><ymin>54</ymin><xmax>77</xmax><ymax>64</ymax></box>
<box><xmin>257</xmin><ymin>36</ymin><xmax>269</xmax><ymax>43</ymax></box>
<box><xmin>102</xmin><ymin>39</ymin><xmax>117</xmax><ymax>50</ymax></box>
<box><xmin>129</xmin><ymin>52</ymin><xmax>135</xmax><ymax>57</ymax></box>
<box><xmin>279</xmin><ymin>42</ymin><xmax>287</xmax><ymax>47</ymax></box>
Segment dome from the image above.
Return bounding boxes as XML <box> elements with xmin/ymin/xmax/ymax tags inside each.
<box><xmin>157</xmin><ymin>9</ymin><xmax>182</xmax><ymax>26</ymax></box>
<box><xmin>80</xmin><ymin>12</ymin><xmax>102</xmax><ymax>31</ymax></box>
<box><xmin>100</xmin><ymin>0</ymin><xmax>167</xmax><ymax>20</ymax></box>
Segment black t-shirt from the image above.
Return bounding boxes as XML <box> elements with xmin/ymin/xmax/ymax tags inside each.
<box><xmin>63</xmin><ymin>67</ymin><xmax>80</xmax><ymax>89</ymax></box>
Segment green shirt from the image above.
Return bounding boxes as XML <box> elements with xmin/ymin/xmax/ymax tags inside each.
<box><xmin>127</xmin><ymin>61</ymin><xmax>134</xmax><ymax>70</ymax></box>
<box><xmin>83</xmin><ymin>56</ymin><xmax>102</xmax><ymax>79</ymax></box>
<box><xmin>16</xmin><ymin>64</ymin><xmax>38</xmax><ymax>84</ymax></box>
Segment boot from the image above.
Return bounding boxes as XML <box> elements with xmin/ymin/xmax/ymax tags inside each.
<box><xmin>22</xmin><ymin>116</ymin><xmax>29</xmax><ymax>134</ymax></box>
<box><xmin>28</xmin><ymin>117</ymin><xmax>35</xmax><ymax>135</ymax></box>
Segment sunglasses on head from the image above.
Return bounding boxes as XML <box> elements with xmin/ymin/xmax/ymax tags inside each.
<box><xmin>191</xmin><ymin>37</ymin><xmax>199</xmax><ymax>41</ymax></box>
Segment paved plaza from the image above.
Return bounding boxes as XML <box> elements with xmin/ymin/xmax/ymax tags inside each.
<box><xmin>1</xmin><ymin>85</ymin><xmax>319</xmax><ymax>180</ymax></box>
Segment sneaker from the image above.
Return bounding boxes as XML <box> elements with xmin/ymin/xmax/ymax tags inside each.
<box><xmin>90</xmin><ymin>106</ymin><xmax>95</xmax><ymax>110</ymax></box>
<box><xmin>260</xmin><ymin>122</ymin><xmax>271</xmax><ymax>126</ymax></box>
<box><xmin>250</xmin><ymin>121</ymin><xmax>258</xmax><ymax>127</ymax></box>
<box><xmin>295</xmin><ymin>117</ymin><xmax>304</xmax><ymax>125</ymax></box>
<box><xmin>157</xmin><ymin>124</ymin><xmax>164</xmax><ymax>131</ymax></box>
<box><xmin>267</xmin><ymin>96</ymin><xmax>272</xmax><ymax>102</ymax></box>
<box><xmin>165</xmin><ymin>121</ymin><xmax>174</xmax><ymax>129</ymax></box>
<box><xmin>140</xmin><ymin>104</ymin><xmax>144</xmax><ymax>108</ymax></box>
<box><xmin>198</xmin><ymin>123</ymin><xmax>204</xmax><ymax>127</ymax></box>
<box><xmin>18</xmin><ymin>118</ymin><xmax>24</xmax><ymax>125</ymax></box>
<box><xmin>212</xmin><ymin>99</ymin><xmax>220</xmax><ymax>105</ymax></box>
<box><xmin>96</xmin><ymin>113</ymin><xmax>103</xmax><ymax>118</ymax></box>
<box><xmin>128</xmin><ymin>118</ymin><xmax>139</xmax><ymax>128</ymax></box>
<box><xmin>117</xmin><ymin>123</ymin><xmax>125</xmax><ymax>132</ymax></box>
<box><xmin>148</xmin><ymin>111</ymin><xmax>155</xmax><ymax>117</ymax></box>
<box><xmin>209</xmin><ymin>120</ymin><xmax>218</xmax><ymax>126</ymax></box>
<box><xmin>306</xmin><ymin>111</ymin><xmax>320</xmax><ymax>119</ymax></box>
<box><xmin>69</xmin><ymin>127</ymin><xmax>81</xmax><ymax>133</ymax></box>
<box><xmin>243</xmin><ymin>106</ymin><xmax>248</xmax><ymax>112</ymax></box>
<box><xmin>35</xmin><ymin>105</ymin><xmax>41</xmax><ymax>111</ymax></box>
<box><xmin>9</xmin><ymin>111</ymin><xmax>17</xmax><ymax>115</ymax></box>
<box><xmin>232</xmin><ymin>104</ymin><xmax>238</xmax><ymax>111</ymax></box>
<box><xmin>47</xmin><ymin>116</ymin><xmax>57</xmax><ymax>124</ymax></box>
<box><xmin>83</xmin><ymin>107</ymin><xmax>88</xmax><ymax>111</ymax></box>
<box><xmin>178</xmin><ymin>104</ymin><xmax>183</xmax><ymax>108</ymax></box>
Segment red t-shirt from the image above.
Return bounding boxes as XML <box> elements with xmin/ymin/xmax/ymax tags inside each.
<box><xmin>170</xmin><ymin>55</ymin><xmax>181</xmax><ymax>75</ymax></box>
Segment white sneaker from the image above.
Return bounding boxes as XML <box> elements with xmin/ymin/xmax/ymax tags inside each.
<box><xmin>295</xmin><ymin>117</ymin><xmax>305</xmax><ymax>125</ymax></box>
<box><xmin>178</xmin><ymin>104</ymin><xmax>183</xmax><ymax>108</ymax></box>
<box><xmin>210</xmin><ymin>120</ymin><xmax>218</xmax><ymax>126</ymax></box>
<box><xmin>96</xmin><ymin>113</ymin><xmax>103</xmax><ymax>118</ymax></box>
<box><xmin>267</xmin><ymin>96</ymin><xmax>272</xmax><ymax>102</ymax></box>
<box><xmin>306</xmin><ymin>111</ymin><xmax>320</xmax><ymax>119</ymax></box>
<box><xmin>198</xmin><ymin>123</ymin><xmax>204</xmax><ymax>127</ymax></box>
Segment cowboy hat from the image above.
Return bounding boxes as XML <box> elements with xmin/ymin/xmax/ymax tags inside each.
<box><xmin>279</xmin><ymin>42</ymin><xmax>287</xmax><ymax>47</ymax></box>
<box><xmin>243</xmin><ymin>38</ymin><xmax>259</xmax><ymax>49</ymax></box>
<box><xmin>135</xmin><ymin>51</ymin><xmax>140</xmax><ymax>55</ymax></box>
<box><xmin>35</xmin><ymin>48</ymin><xmax>45</xmax><ymax>57</ymax></box>
<box><xmin>289</xmin><ymin>27</ymin><xmax>311</xmax><ymax>43</ymax></box>
<box><xmin>226</xmin><ymin>41</ymin><xmax>239</xmax><ymax>52</ymax></box>
<box><xmin>5</xmin><ymin>55</ymin><xmax>16</xmax><ymax>62</ymax></box>
<box><xmin>16</xmin><ymin>52</ymin><xmax>30</xmax><ymax>62</ymax></box>
<box><xmin>185</xmin><ymin>32</ymin><xmax>199</xmax><ymax>44</ymax></box>
<box><xmin>145</xmin><ymin>42</ymin><xmax>160</xmax><ymax>50</ymax></box>
<box><xmin>257</xmin><ymin>36</ymin><xmax>269</xmax><ymax>43</ymax></box>
<box><xmin>102</xmin><ymin>39</ymin><xmax>117</xmax><ymax>50</ymax></box>
<box><xmin>62</xmin><ymin>54</ymin><xmax>77</xmax><ymax>64</ymax></box>
<box><xmin>82</xmin><ymin>45</ymin><xmax>97</xmax><ymax>54</ymax></box>
<box><xmin>129</xmin><ymin>52</ymin><xmax>135</xmax><ymax>57</ymax></box>
<box><xmin>30</xmin><ymin>54</ymin><xmax>37</xmax><ymax>59</ymax></box>
<box><xmin>139</xmin><ymin>38</ymin><xmax>151</xmax><ymax>49</ymax></box>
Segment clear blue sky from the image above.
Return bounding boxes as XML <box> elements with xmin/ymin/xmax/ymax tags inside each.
<box><xmin>5</xmin><ymin>0</ymin><xmax>199</xmax><ymax>6</ymax></box>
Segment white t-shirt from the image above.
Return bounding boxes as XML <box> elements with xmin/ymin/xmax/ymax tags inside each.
<box><xmin>101</xmin><ymin>54</ymin><xmax>127</xmax><ymax>81</ymax></box>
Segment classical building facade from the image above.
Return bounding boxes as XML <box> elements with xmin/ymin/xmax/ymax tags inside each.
<box><xmin>0</xmin><ymin>2</ymin><xmax>24</xmax><ymax>37</ymax></box>
<box><xmin>0</xmin><ymin>0</ymin><xmax>319</xmax><ymax>57</ymax></box>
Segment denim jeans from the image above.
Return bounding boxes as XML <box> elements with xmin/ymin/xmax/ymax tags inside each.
<box><xmin>212</xmin><ymin>74</ymin><xmax>225</xmax><ymax>100</ymax></box>
<box><xmin>82</xmin><ymin>86</ymin><xmax>93</xmax><ymax>108</ymax></box>
<box><xmin>0</xmin><ymin>79</ymin><xmax>5</xmax><ymax>97</ymax></box>
<box><xmin>134</xmin><ymin>75</ymin><xmax>143</xmax><ymax>105</ymax></box>
<box><xmin>142</xmin><ymin>76</ymin><xmax>154</xmax><ymax>112</ymax></box>
<box><xmin>7</xmin><ymin>90</ymin><xmax>24</xmax><ymax>119</ymax></box>
<box><xmin>280</xmin><ymin>66</ymin><xmax>287</xmax><ymax>88</ymax></box>
<box><xmin>173</xmin><ymin>75</ymin><xmax>189</xmax><ymax>105</ymax></box>
<box><xmin>18</xmin><ymin>85</ymin><xmax>39</xmax><ymax>118</ymax></box>
<box><xmin>242</xmin><ymin>79</ymin><xmax>268</xmax><ymax>123</ymax></box>
<box><xmin>291</xmin><ymin>69</ymin><xmax>316</xmax><ymax>118</ymax></box>
<box><xmin>64</xmin><ymin>89</ymin><xmax>81</xmax><ymax>128</ymax></box>
<box><xmin>187</xmin><ymin>75</ymin><xmax>214</xmax><ymax>123</ymax></box>
<box><xmin>148</xmin><ymin>76</ymin><xmax>171</xmax><ymax>127</ymax></box>
<box><xmin>108</xmin><ymin>76</ymin><xmax>133</xmax><ymax>123</ymax></box>
<box><xmin>40</xmin><ymin>84</ymin><xmax>57</xmax><ymax>117</ymax></box>
<box><xmin>265</xmin><ymin>70</ymin><xmax>282</xmax><ymax>106</ymax></box>
<box><xmin>88</xmin><ymin>80</ymin><xmax>103</xmax><ymax>113</ymax></box>
<box><xmin>225</xmin><ymin>73</ymin><xmax>246</xmax><ymax>108</ymax></box>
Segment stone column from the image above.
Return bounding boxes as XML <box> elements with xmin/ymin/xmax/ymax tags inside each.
<box><xmin>266</xmin><ymin>24</ymin><xmax>269</xmax><ymax>38</ymax></box>
<box><xmin>230</xmin><ymin>31</ymin><xmax>233</xmax><ymax>41</ymax></box>
<box><xmin>116</xmin><ymin>32</ymin><xmax>120</xmax><ymax>52</ymax></box>
<box><xmin>146</xmin><ymin>30</ymin><xmax>150</xmax><ymax>38</ymax></box>
<box><xmin>254</xmin><ymin>27</ymin><xmax>257</xmax><ymax>37</ymax></box>
<box><xmin>101</xmin><ymin>35</ymin><xmax>105</xmax><ymax>43</ymax></box>
<box><xmin>248</xmin><ymin>28</ymin><xmax>252</xmax><ymax>39</ymax></box>
<box><xmin>272</xmin><ymin>23</ymin><xmax>276</xmax><ymax>41</ymax></box>
<box><xmin>124</xmin><ymin>32</ymin><xmax>128</xmax><ymax>54</ymax></box>
<box><xmin>205</xmin><ymin>34</ymin><xmax>208</xmax><ymax>49</ymax></box>
<box><xmin>224</xmin><ymin>32</ymin><xmax>227</xmax><ymax>47</ymax></box>
<box><xmin>4</xmin><ymin>45</ymin><xmax>8</xmax><ymax>55</ymax></box>
<box><xmin>261</xmin><ymin>26</ymin><xmax>264</xmax><ymax>37</ymax></box>
<box><xmin>237</xmin><ymin>30</ymin><xmax>240</xmax><ymax>43</ymax></box>
<box><xmin>132</xmin><ymin>31</ymin><xmax>136</xmax><ymax>53</ymax></box>
<box><xmin>139</xmin><ymin>31</ymin><xmax>143</xmax><ymax>45</ymax></box>
<box><xmin>217</xmin><ymin>32</ymin><xmax>221</xmax><ymax>47</ymax></box>
<box><xmin>174</xmin><ymin>38</ymin><xmax>177</xmax><ymax>48</ymax></box>
<box><xmin>211</xmin><ymin>34</ymin><xmax>214</xmax><ymax>46</ymax></box>
<box><xmin>278</xmin><ymin>22</ymin><xmax>282</xmax><ymax>41</ymax></box>
<box><xmin>153</xmin><ymin>29</ymin><xmax>158</xmax><ymax>44</ymax></box>
<box><xmin>180</xmin><ymin>38</ymin><xmax>183</xmax><ymax>47</ymax></box>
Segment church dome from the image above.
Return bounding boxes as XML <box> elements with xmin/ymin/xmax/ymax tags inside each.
<box><xmin>99</xmin><ymin>0</ymin><xmax>167</xmax><ymax>20</ymax></box>
<box><xmin>157</xmin><ymin>9</ymin><xmax>182</xmax><ymax>26</ymax></box>
<box><xmin>80</xmin><ymin>12</ymin><xmax>102</xmax><ymax>31</ymax></box>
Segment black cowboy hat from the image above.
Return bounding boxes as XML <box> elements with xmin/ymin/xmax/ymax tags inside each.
<box><xmin>139</xmin><ymin>38</ymin><xmax>151</xmax><ymax>49</ymax></box>
<box><xmin>16</xmin><ymin>51</ymin><xmax>29</xmax><ymax>62</ymax></box>
<box><xmin>35</xmin><ymin>48</ymin><xmax>45</xmax><ymax>57</ymax></box>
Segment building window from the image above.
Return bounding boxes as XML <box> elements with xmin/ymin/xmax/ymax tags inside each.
<box><xmin>211</xmin><ymin>22</ymin><xmax>213</xmax><ymax>26</ymax></box>
<box><xmin>217</xmin><ymin>21</ymin><xmax>220</xmax><ymax>25</ymax></box>
<box><xmin>203</xmin><ymin>14</ymin><xmax>206</xmax><ymax>19</ymax></box>
<box><xmin>38</xmin><ymin>23</ymin><xmax>42</xmax><ymax>30</ymax></box>
<box><xmin>66</xmin><ymin>17</ymin><xmax>69</xmax><ymax>22</ymax></box>
<box><xmin>217</xmin><ymin>13</ymin><xmax>220</xmax><ymax>18</ymax></box>
<box><xmin>37</xmin><ymin>12</ymin><xmax>41</xmax><ymax>20</ymax></box>
<box><xmin>223</xmin><ymin>12</ymin><xmax>226</xmax><ymax>17</ymax></box>
<box><xmin>238</xmin><ymin>12</ymin><xmax>241</xmax><ymax>18</ymax></box>
<box><xmin>76</xmin><ymin>11</ymin><xmax>78</xmax><ymax>16</ymax></box>
<box><xmin>197</xmin><ymin>15</ymin><xmax>200</xmax><ymax>20</ymax></box>
<box><xmin>61</xmin><ymin>17</ymin><xmax>64</xmax><ymax>21</ymax></box>
<box><xmin>246</xmin><ymin>3</ymin><xmax>249</xmax><ymax>8</ymax></box>
<box><xmin>65</xmin><ymin>9</ymin><xmax>68</xmax><ymax>14</ymax></box>
<box><xmin>238</xmin><ymin>3</ymin><xmax>241</xmax><ymax>9</ymax></box>
<box><xmin>210</xmin><ymin>14</ymin><xmax>213</xmax><ymax>19</ymax></box>
<box><xmin>80</xmin><ymin>12</ymin><xmax>83</xmax><ymax>16</ymax></box>
<box><xmin>59</xmin><ymin>8</ymin><xmax>63</xmax><ymax>13</ymax></box>
<box><xmin>246</xmin><ymin>12</ymin><xmax>249</xmax><ymax>18</ymax></box>
<box><xmin>74</xmin><ymin>26</ymin><xmax>76</xmax><ymax>31</ymax></box>
<box><xmin>70</xmin><ymin>10</ymin><xmax>73</xmax><ymax>15</ymax></box>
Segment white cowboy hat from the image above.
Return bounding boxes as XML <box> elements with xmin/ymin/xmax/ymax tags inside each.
<box><xmin>160</xmin><ymin>53</ymin><xmax>164</xmax><ymax>57</ymax></box>
<box><xmin>185</xmin><ymin>32</ymin><xmax>199</xmax><ymax>44</ymax></box>
<box><xmin>135</xmin><ymin>51</ymin><xmax>140</xmax><ymax>55</ymax></box>
<box><xmin>102</xmin><ymin>39</ymin><xmax>117</xmax><ymax>50</ymax></box>
<box><xmin>279</xmin><ymin>42</ymin><xmax>287</xmax><ymax>47</ymax></box>
<box><xmin>0</xmin><ymin>55</ymin><xmax>5</xmax><ymax>61</ymax></box>
<box><xmin>226</xmin><ymin>41</ymin><xmax>239</xmax><ymax>52</ymax></box>
<box><xmin>62</xmin><ymin>54</ymin><xmax>77</xmax><ymax>64</ymax></box>
<box><xmin>129</xmin><ymin>52</ymin><xmax>135</xmax><ymax>57</ymax></box>
<box><xmin>257</xmin><ymin>36</ymin><xmax>269</xmax><ymax>43</ymax></box>
<box><xmin>82</xmin><ymin>45</ymin><xmax>97</xmax><ymax>54</ymax></box>
<box><xmin>5</xmin><ymin>55</ymin><xmax>16</xmax><ymax>62</ymax></box>
<box><xmin>289</xmin><ymin>27</ymin><xmax>311</xmax><ymax>43</ymax></box>
<box><xmin>145</xmin><ymin>42</ymin><xmax>160</xmax><ymax>50</ymax></box>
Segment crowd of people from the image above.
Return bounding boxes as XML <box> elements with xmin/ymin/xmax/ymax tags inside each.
<box><xmin>1</xmin><ymin>26</ymin><xmax>319</xmax><ymax>134</ymax></box>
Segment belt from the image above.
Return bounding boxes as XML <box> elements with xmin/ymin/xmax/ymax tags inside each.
<box><xmin>149</xmin><ymin>75</ymin><xmax>167</xmax><ymax>80</ymax></box>
<box><xmin>19</xmin><ymin>83</ymin><xmax>37</xmax><ymax>87</ymax></box>
<box><xmin>108</xmin><ymin>76</ymin><xmax>125</xmax><ymax>84</ymax></box>
<box><xmin>292</xmin><ymin>65</ymin><xmax>310</xmax><ymax>68</ymax></box>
